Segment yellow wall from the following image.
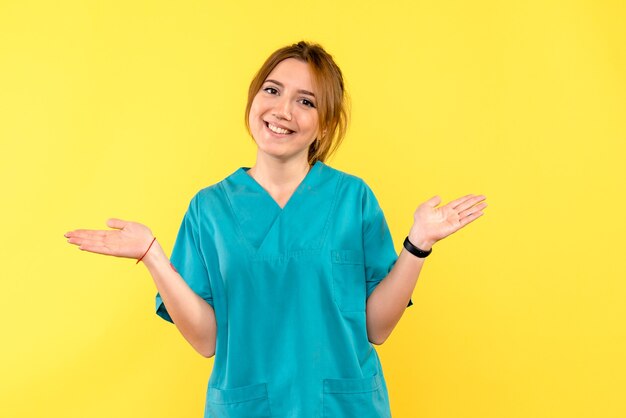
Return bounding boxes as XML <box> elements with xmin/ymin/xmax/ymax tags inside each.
<box><xmin>1</xmin><ymin>0</ymin><xmax>624</xmax><ymax>417</ymax></box>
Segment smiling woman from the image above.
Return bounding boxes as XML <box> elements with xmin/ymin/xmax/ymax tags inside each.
<box><xmin>247</xmin><ymin>58</ymin><xmax>321</xmax><ymax>166</ymax></box>
<box><xmin>64</xmin><ymin>40</ymin><xmax>487</xmax><ymax>418</ymax></box>
<box><xmin>245</xmin><ymin>41</ymin><xmax>349</xmax><ymax>167</ymax></box>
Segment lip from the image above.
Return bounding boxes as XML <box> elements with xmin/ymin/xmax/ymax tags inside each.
<box><xmin>264</xmin><ymin>120</ymin><xmax>295</xmax><ymax>133</ymax></box>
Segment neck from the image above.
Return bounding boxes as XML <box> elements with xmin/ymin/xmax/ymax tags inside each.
<box><xmin>247</xmin><ymin>154</ymin><xmax>312</xmax><ymax>189</ymax></box>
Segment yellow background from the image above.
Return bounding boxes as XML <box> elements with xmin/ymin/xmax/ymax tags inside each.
<box><xmin>1</xmin><ymin>0</ymin><xmax>625</xmax><ymax>417</ymax></box>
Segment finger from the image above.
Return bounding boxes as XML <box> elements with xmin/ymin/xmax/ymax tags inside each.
<box><xmin>107</xmin><ymin>218</ymin><xmax>128</xmax><ymax>230</ymax></box>
<box><xmin>453</xmin><ymin>195</ymin><xmax>486</xmax><ymax>212</ymax></box>
<box><xmin>448</xmin><ymin>194</ymin><xmax>475</xmax><ymax>210</ymax></box>
<box><xmin>65</xmin><ymin>229</ymin><xmax>108</xmax><ymax>239</ymax></box>
<box><xmin>77</xmin><ymin>242</ymin><xmax>118</xmax><ymax>256</ymax></box>
<box><xmin>425</xmin><ymin>195</ymin><xmax>442</xmax><ymax>208</ymax></box>
<box><xmin>459</xmin><ymin>201</ymin><xmax>488</xmax><ymax>217</ymax></box>
<box><xmin>459</xmin><ymin>210</ymin><xmax>484</xmax><ymax>227</ymax></box>
<box><xmin>67</xmin><ymin>236</ymin><xmax>106</xmax><ymax>246</ymax></box>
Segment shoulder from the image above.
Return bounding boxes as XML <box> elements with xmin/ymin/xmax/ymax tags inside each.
<box><xmin>318</xmin><ymin>163</ymin><xmax>381</xmax><ymax>212</ymax></box>
<box><xmin>186</xmin><ymin>167</ymin><xmax>242</xmax><ymax>208</ymax></box>
<box><xmin>319</xmin><ymin>162</ymin><xmax>371</xmax><ymax>193</ymax></box>
<box><xmin>193</xmin><ymin>183</ymin><xmax>223</xmax><ymax>201</ymax></box>
<box><xmin>321</xmin><ymin>163</ymin><xmax>369</xmax><ymax>189</ymax></box>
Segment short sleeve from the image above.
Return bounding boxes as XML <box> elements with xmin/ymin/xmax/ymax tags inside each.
<box><xmin>155</xmin><ymin>195</ymin><xmax>214</xmax><ymax>323</ymax></box>
<box><xmin>362</xmin><ymin>183</ymin><xmax>413</xmax><ymax>308</ymax></box>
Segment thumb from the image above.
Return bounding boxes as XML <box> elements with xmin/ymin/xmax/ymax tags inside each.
<box><xmin>425</xmin><ymin>195</ymin><xmax>442</xmax><ymax>208</ymax></box>
<box><xmin>107</xmin><ymin>218</ymin><xmax>128</xmax><ymax>230</ymax></box>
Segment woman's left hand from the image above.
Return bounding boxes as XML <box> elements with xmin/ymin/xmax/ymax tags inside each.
<box><xmin>408</xmin><ymin>194</ymin><xmax>487</xmax><ymax>250</ymax></box>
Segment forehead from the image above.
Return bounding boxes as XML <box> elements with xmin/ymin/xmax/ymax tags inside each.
<box><xmin>265</xmin><ymin>58</ymin><xmax>316</xmax><ymax>93</ymax></box>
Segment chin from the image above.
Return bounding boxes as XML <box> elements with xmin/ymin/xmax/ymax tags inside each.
<box><xmin>257</xmin><ymin>147</ymin><xmax>307</xmax><ymax>163</ymax></box>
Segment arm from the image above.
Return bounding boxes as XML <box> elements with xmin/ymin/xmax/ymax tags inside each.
<box><xmin>366</xmin><ymin>194</ymin><xmax>487</xmax><ymax>345</ymax></box>
<box><xmin>65</xmin><ymin>218</ymin><xmax>217</xmax><ymax>357</ymax></box>
<box><xmin>142</xmin><ymin>241</ymin><xmax>217</xmax><ymax>358</ymax></box>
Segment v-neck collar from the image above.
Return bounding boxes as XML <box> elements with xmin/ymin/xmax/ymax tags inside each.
<box><xmin>221</xmin><ymin>160</ymin><xmax>340</xmax><ymax>255</ymax></box>
<box><xmin>236</xmin><ymin>161</ymin><xmax>323</xmax><ymax>211</ymax></box>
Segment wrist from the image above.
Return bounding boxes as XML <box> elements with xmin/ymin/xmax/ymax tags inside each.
<box><xmin>140</xmin><ymin>239</ymin><xmax>166</xmax><ymax>268</ymax></box>
<box><xmin>403</xmin><ymin>236</ymin><xmax>432</xmax><ymax>258</ymax></box>
<box><xmin>407</xmin><ymin>229</ymin><xmax>434</xmax><ymax>251</ymax></box>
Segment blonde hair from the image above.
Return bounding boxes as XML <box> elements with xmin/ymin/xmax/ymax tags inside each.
<box><xmin>244</xmin><ymin>41</ymin><xmax>350</xmax><ymax>165</ymax></box>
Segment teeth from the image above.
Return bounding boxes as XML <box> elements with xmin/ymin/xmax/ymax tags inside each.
<box><xmin>267</xmin><ymin>122</ymin><xmax>292</xmax><ymax>135</ymax></box>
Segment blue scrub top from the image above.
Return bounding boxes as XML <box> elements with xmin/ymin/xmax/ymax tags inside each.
<box><xmin>156</xmin><ymin>161</ymin><xmax>412</xmax><ymax>417</ymax></box>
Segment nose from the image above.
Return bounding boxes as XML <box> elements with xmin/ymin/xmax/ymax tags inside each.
<box><xmin>272</xmin><ymin>96</ymin><xmax>292</xmax><ymax>121</ymax></box>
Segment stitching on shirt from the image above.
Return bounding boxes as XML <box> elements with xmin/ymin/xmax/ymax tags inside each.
<box><xmin>218</xmin><ymin>181</ymin><xmax>258</xmax><ymax>255</ymax></box>
<box><xmin>317</xmin><ymin>170</ymin><xmax>344</xmax><ymax>251</ymax></box>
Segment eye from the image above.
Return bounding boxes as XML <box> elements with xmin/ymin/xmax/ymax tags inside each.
<box><xmin>263</xmin><ymin>86</ymin><xmax>279</xmax><ymax>95</ymax></box>
<box><xmin>299</xmin><ymin>98</ymin><xmax>316</xmax><ymax>108</ymax></box>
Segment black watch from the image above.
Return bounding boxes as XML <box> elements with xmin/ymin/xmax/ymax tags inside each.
<box><xmin>403</xmin><ymin>236</ymin><xmax>432</xmax><ymax>258</ymax></box>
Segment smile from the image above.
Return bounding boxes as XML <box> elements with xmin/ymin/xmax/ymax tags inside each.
<box><xmin>266</xmin><ymin>122</ymin><xmax>294</xmax><ymax>135</ymax></box>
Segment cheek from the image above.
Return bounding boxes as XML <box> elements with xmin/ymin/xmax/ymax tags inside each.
<box><xmin>308</xmin><ymin>114</ymin><xmax>321</xmax><ymax>135</ymax></box>
<box><xmin>249</xmin><ymin>92</ymin><xmax>266</xmax><ymax>115</ymax></box>
<box><xmin>248</xmin><ymin>101</ymin><xmax>263</xmax><ymax>128</ymax></box>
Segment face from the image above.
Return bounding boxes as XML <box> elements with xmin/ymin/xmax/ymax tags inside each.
<box><xmin>248</xmin><ymin>58</ymin><xmax>320</xmax><ymax>164</ymax></box>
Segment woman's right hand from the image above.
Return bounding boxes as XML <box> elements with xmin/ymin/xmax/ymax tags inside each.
<box><xmin>65</xmin><ymin>218</ymin><xmax>155</xmax><ymax>260</ymax></box>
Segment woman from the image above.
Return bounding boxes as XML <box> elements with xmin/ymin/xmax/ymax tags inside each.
<box><xmin>65</xmin><ymin>41</ymin><xmax>487</xmax><ymax>417</ymax></box>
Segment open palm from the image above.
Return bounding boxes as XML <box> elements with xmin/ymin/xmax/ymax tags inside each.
<box><xmin>65</xmin><ymin>218</ymin><xmax>154</xmax><ymax>259</ymax></box>
<box><xmin>411</xmin><ymin>194</ymin><xmax>487</xmax><ymax>247</ymax></box>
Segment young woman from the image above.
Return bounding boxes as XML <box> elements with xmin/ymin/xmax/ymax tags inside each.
<box><xmin>65</xmin><ymin>41</ymin><xmax>487</xmax><ymax>417</ymax></box>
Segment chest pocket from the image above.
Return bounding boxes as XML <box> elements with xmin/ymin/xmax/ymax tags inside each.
<box><xmin>331</xmin><ymin>249</ymin><xmax>366</xmax><ymax>312</ymax></box>
<box><xmin>205</xmin><ymin>383</ymin><xmax>272</xmax><ymax>417</ymax></box>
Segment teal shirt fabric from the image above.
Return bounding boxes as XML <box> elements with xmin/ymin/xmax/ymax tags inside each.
<box><xmin>156</xmin><ymin>161</ymin><xmax>412</xmax><ymax>417</ymax></box>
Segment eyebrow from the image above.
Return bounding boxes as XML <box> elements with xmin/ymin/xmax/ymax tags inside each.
<box><xmin>264</xmin><ymin>79</ymin><xmax>316</xmax><ymax>98</ymax></box>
